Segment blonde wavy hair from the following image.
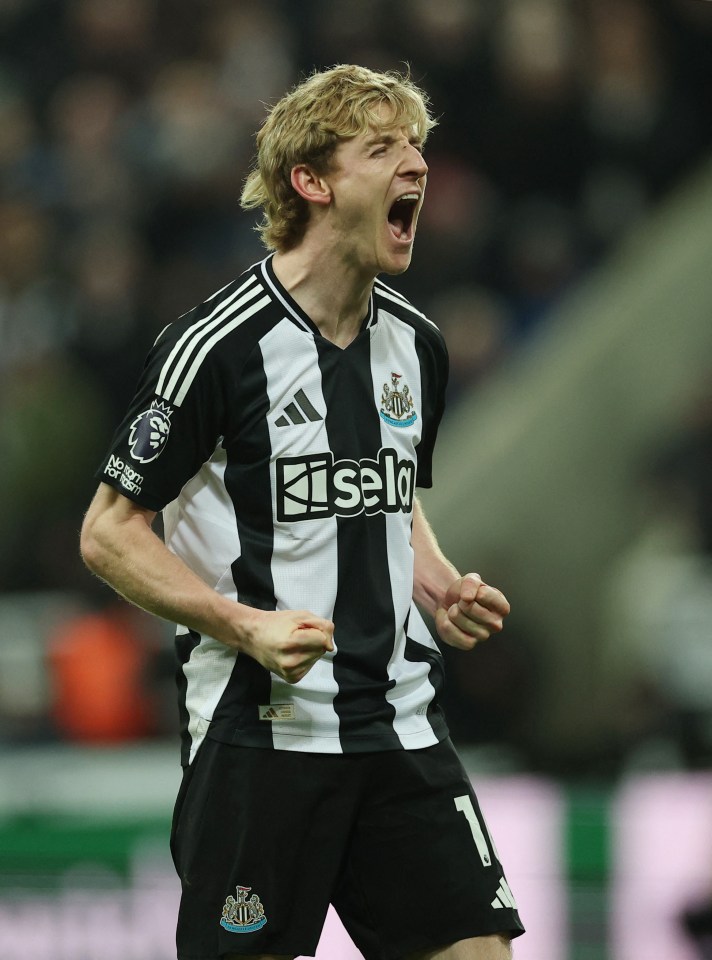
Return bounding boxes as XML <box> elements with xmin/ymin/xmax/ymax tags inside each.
<box><xmin>240</xmin><ymin>64</ymin><xmax>436</xmax><ymax>252</ymax></box>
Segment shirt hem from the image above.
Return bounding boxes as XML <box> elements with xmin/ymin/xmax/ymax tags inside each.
<box><xmin>206</xmin><ymin>718</ymin><xmax>450</xmax><ymax>754</ymax></box>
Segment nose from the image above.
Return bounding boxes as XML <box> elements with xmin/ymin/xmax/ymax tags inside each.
<box><xmin>401</xmin><ymin>141</ymin><xmax>428</xmax><ymax>180</ymax></box>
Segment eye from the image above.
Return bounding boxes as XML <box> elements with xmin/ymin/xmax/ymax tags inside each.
<box><xmin>370</xmin><ymin>145</ymin><xmax>388</xmax><ymax>157</ymax></box>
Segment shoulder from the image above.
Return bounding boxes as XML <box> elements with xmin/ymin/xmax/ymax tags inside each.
<box><xmin>374</xmin><ymin>278</ymin><xmax>446</xmax><ymax>351</ymax></box>
<box><xmin>150</xmin><ymin>263</ymin><xmax>279</xmax><ymax>406</ymax></box>
<box><xmin>154</xmin><ymin>263</ymin><xmax>275</xmax><ymax>351</ymax></box>
<box><xmin>374</xmin><ymin>280</ymin><xmax>449</xmax><ymax>395</ymax></box>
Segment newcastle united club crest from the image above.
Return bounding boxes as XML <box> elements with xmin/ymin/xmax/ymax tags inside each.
<box><xmin>220</xmin><ymin>885</ymin><xmax>268</xmax><ymax>934</ymax></box>
<box><xmin>380</xmin><ymin>372</ymin><xmax>417</xmax><ymax>428</ymax></box>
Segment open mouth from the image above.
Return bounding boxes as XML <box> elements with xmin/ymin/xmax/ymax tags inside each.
<box><xmin>387</xmin><ymin>193</ymin><xmax>419</xmax><ymax>242</ymax></box>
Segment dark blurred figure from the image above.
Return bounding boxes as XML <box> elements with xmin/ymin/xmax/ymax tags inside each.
<box><xmin>682</xmin><ymin>898</ymin><xmax>712</xmax><ymax>960</ymax></box>
<box><xmin>428</xmin><ymin>284</ymin><xmax>513</xmax><ymax>405</ymax></box>
<box><xmin>441</xmin><ymin>624</ymin><xmax>540</xmax><ymax>766</ymax></box>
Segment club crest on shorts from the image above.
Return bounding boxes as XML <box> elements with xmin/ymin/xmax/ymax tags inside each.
<box><xmin>128</xmin><ymin>399</ymin><xmax>173</xmax><ymax>463</ymax></box>
<box><xmin>220</xmin><ymin>885</ymin><xmax>268</xmax><ymax>934</ymax></box>
<box><xmin>380</xmin><ymin>372</ymin><xmax>417</xmax><ymax>427</ymax></box>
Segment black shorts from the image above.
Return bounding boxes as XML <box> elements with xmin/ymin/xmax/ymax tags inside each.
<box><xmin>170</xmin><ymin>737</ymin><xmax>524</xmax><ymax>960</ymax></box>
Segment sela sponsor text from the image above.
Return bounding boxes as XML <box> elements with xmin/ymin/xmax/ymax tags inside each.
<box><xmin>277</xmin><ymin>447</ymin><xmax>415</xmax><ymax>521</ymax></box>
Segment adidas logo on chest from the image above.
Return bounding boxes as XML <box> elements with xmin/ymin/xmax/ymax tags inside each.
<box><xmin>274</xmin><ymin>389</ymin><xmax>323</xmax><ymax>428</ymax></box>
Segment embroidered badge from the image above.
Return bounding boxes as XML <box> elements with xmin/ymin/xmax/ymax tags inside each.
<box><xmin>220</xmin><ymin>885</ymin><xmax>268</xmax><ymax>934</ymax></box>
<box><xmin>128</xmin><ymin>399</ymin><xmax>173</xmax><ymax>463</ymax></box>
<box><xmin>258</xmin><ymin>704</ymin><xmax>296</xmax><ymax>721</ymax></box>
<box><xmin>380</xmin><ymin>372</ymin><xmax>417</xmax><ymax>428</ymax></box>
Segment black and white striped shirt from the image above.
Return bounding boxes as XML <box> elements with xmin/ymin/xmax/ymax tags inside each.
<box><xmin>98</xmin><ymin>255</ymin><xmax>449</xmax><ymax>762</ymax></box>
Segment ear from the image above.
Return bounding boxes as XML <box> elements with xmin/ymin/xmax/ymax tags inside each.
<box><xmin>290</xmin><ymin>165</ymin><xmax>332</xmax><ymax>207</ymax></box>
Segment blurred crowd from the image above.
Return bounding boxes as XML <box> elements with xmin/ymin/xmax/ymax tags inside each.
<box><xmin>1</xmin><ymin>0</ymin><xmax>711</xmax><ymax>752</ymax></box>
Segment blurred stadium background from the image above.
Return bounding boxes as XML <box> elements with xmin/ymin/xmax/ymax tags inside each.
<box><xmin>1</xmin><ymin>1</ymin><xmax>712</xmax><ymax>957</ymax></box>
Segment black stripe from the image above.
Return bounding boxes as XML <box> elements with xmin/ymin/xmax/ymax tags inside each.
<box><xmin>294</xmin><ymin>388</ymin><xmax>322</xmax><ymax>422</ymax></box>
<box><xmin>209</xmin><ymin>342</ymin><xmax>276</xmax><ymax>748</ymax></box>
<box><xmin>284</xmin><ymin>401</ymin><xmax>306</xmax><ymax>424</ymax></box>
<box><xmin>317</xmin><ymin>337</ymin><xmax>401</xmax><ymax>752</ymax></box>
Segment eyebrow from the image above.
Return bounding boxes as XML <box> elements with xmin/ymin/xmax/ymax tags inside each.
<box><xmin>365</xmin><ymin>133</ymin><xmax>397</xmax><ymax>147</ymax></box>
<box><xmin>364</xmin><ymin>132</ymin><xmax>423</xmax><ymax>149</ymax></box>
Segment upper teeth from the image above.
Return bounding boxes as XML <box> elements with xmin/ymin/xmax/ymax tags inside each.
<box><xmin>398</xmin><ymin>194</ymin><xmax>419</xmax><ymax>202</ymax></box>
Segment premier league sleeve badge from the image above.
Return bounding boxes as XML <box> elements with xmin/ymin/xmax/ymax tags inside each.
<box><xmin>128</xmin><ymin>399</ymin><xmax>174</xmax><ymax>463</ymax></box>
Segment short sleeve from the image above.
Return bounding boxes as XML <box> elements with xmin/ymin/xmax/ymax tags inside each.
<box><xmin>96</xmin><ymin>318</ymin><xmax>226</xmax><ymax>511</ymax></box>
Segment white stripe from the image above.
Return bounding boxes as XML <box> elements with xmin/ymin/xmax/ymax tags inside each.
<box><xmin>260</xmin><ymin>260</ymin><xmax>313</xmax><ymax>334</ymax></box>
<box><xmin>384</xmin><ymin>612</ymin><xmax>439</xmax><ymax>750</ymax></box>
<box><xmin>156</xmin><ymin>274</ymin><xmax>259</xmax><ymax>399</ymax></box>
<box><xmin>259</xmin><ymin>321</ymin><xmax>342</xmax><ymax>751</ymax></box>
<box><xmin>498</xmin><ymin>878</ymin><xmax>518</xmax><ymax>909</ymax></box>
<box><xmin>163</xmin><ymin>443</ymin><xmax>238</xmax><ymax>592</ymax></box>
<box><xmin>181</xmin><ymin>638</ymin><xmax>235</xmax><ymax>764</ymax></box>
<box><xmin>375</xmin><ymin>279</ymin><xmax>409</xmax><ymax>303</ymax></box>
<box><xmin>375</xmin><ymin>286</ymin><xmax>439</xmax><ymax>328</ymax></box>
<box><xmin>163</xmin><ymin>446</ymin><xmax>242</xmax><ymax>764</ymax></box>
<box><xmin>491</xmin><ymin>895</ymin><xmax>504</xmax><ymax>909</ymax></box>
<box><xmin>173</xmin><ymin>294</ymin><xmax>271</xmax><ymax>407</ymax></box>
<box><xmin>455</xmin><ymin>795</ymin><xmax>492</xmax><ymax>867</ymax></box>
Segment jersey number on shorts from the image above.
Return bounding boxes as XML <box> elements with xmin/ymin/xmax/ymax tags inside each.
<box><xmin>454</xmin><ymin>794</ymin><xmax>499</xmax><ymax>867</ymax></box>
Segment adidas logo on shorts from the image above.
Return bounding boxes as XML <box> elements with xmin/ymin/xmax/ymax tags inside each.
<box><xmin>491</xmin><ymin>878</ymin><xmax>518</xmax><ymax>910</ymax></box>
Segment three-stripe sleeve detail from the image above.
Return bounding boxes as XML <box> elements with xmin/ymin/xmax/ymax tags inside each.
<box><xmin>156</xmin><ymin>275</ymin><xmax>271</xmax><ymax>406</ymax></box>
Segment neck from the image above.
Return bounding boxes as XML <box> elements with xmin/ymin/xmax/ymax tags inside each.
<box><xmin>272</xmin><ymin>237</ymin><xmax>375</xmax><ymax>349</ymax></box>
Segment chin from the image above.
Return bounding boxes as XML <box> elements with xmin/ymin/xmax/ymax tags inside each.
<box><xmin>380</xmin><ymin>250</ymin><xmax>414</xmax><ymax>276</ymax></box>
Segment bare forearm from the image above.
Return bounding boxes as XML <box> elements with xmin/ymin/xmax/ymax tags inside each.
<box><xmin>80</xmin><ymin>485</ymin><xmax>334</xmax><ymax>683</ymax></box>
<box><xmin>411</xmin><ymin>497</ymin><xmax>460</xmax><ymax>616</ymax></box>
<box><xmin>80</xmin><ymin>490</ymin><xmax>246</xmax><ymax>647</ymax></box>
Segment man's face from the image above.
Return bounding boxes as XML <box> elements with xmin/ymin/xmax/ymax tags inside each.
<box><xmin>321</xmin><ymin>107</ymin><xmax>429</xmax><ymax>277</ymax></box>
